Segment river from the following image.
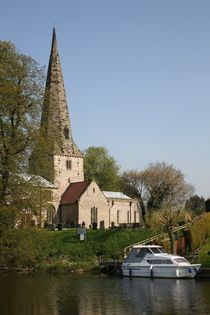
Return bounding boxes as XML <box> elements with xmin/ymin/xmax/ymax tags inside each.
<box><xmin>0</xmin><ymin>273</ymin><xmax>210</xmax><ymax>315</ymax></box>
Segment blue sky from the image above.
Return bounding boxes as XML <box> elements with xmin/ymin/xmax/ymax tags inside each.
<box><xmin>1</xmin><ymin>0</ymin><xmax>210</xmax><ymax>197</ymax></box>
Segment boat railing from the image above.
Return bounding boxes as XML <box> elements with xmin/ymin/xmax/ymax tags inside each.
<box><xmin>124</xmin><ymin>222</ymin><xmax>191</xmax><ymax>257</ymax></box>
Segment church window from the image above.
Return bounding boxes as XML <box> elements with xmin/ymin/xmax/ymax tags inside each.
<box><xmin>68</xmin><ymin>178</ymin><xmax>71</xmax><ymax>183</ymax></box>
<box><xmin>66</xmin><ymin>160</ymin><xmax>71</xmax><ymax>170</ymax></box>
<box><xmin>91</xmin><ymin>207</ymin><xmax>98</xmax><ymax>224</ymax></box>
<box><xmin>93</xmin><ymin>188</ymin><xmax>95</xmax><ymax>193</ymax></box>
<box><xmin>64</xmin><ymin>126</ymin><xmax>70</xmax><ymax>139</ymax></box>
<box><xmin>117</xmin><ymin>210</ymin><xmax>120</xmax><ymax>224</ymax></box>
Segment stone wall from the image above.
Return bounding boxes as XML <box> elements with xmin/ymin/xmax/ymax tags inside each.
<box><xmin>78</xmin><ymin>181</ymin><xmax>109</xmax><ymax>228</ymax></box>
<box><xmin>52</xmin><ymin>154</ymin><xmax>84</xmax><ymax>210</ymax></box>
<box><xmin>108</xmin><ymin>198</ymin><xmax>140</xmax><ymax>226</ymax></box>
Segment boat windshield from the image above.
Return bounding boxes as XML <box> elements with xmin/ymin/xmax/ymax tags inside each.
<box><xmin>136</xmin><ymin>248</ymin><xmax>152</xmax><ymax>257</ymax></box>
<box><xmin>174</xmin><ymin>258</ymin><xmax>188</xmax><ymax>264</ymax></box>
<box><xmin>150</xmin><ymin>247</ymin><xmax>162</xmax><ymax>254</ymax></box>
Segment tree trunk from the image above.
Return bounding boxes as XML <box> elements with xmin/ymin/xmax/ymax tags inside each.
<box><xmin>169</xmin><ymin>229</ymin><xmax>176</xmax><ymax>254</ymax></box>
<box><xmin>139</xmin><ymin>195</ymin><xmax>146</xmax><ymax>222</ymax></box>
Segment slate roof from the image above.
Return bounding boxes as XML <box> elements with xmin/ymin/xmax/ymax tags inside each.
<box><xmin>103</xmin><ymin>191</ymin><xmax>131</xmax><ymax>200</ymax></box>
<box><xmin>18</xmin><ymin>173</ymin><xmax>56</xmax><ymax>188</ymax></box>
<box><xmin>60</xmin><ymin>181</ymin><xmax>90</xmax><ymax>205</ymax></box>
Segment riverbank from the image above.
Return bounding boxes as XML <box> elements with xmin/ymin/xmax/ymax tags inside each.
<box><xmin>1</xmin><ymin>213</ymin><xmax>210</xmax><ymax>273</ymax></box>
<box><xmin>0</xmin><ymin>228</ymin><xmax>155</xmax><ymax>273</ymax></box>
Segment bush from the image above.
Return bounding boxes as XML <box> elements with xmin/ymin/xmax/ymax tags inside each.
<box><xmin>189</xmin><ymin>213</ymin><xmax>210</xmax><ymax>251</ymax></box>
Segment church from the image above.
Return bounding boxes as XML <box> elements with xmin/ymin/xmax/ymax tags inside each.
<box><xmin>31</xmin><ymin>29</ymin><xmax>140</xmax><ymax>229</ymax></box>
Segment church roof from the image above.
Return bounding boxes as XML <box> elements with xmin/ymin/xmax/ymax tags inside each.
<box><xmin>40</xmin><ymin>28</ymin><xmax>82</xmax><ymax>157</ymax></box>
<box><xmin>60</xmin><ymin>181</ymin><xmax>90</xmax><ymax>205</ymax></box>
<box><xmin>18</xmin><ymin>173</ymin><xmax>57</xmax><ymax>188</ymax></box>
<box><xmin>102</xmin><ymin>191</ymin><xmax>131</xmax><ymax>200</ymax></box>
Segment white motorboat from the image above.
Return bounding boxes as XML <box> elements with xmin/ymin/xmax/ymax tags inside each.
<box><xmin>121</xmin><ymin>245</ymin><xmax>201</xmax><ymax>278</ymax></box>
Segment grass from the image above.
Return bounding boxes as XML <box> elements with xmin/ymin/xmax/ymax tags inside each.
<box><xmin>0</xmin><ymin>228</ymin><xmax>155</xmax><ymax>272</ymax></box>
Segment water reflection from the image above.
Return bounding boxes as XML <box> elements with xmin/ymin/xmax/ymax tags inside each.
<box><xmin>0</xmin><ymin>273</ymin><xmax>210</xmax><ymax>315</ymax></box>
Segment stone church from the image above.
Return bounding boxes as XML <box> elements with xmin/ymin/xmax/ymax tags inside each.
<box><xmin>32</xmin><ymin>29</ymin><xmax>140</xmax><ymax>229</ymax></box>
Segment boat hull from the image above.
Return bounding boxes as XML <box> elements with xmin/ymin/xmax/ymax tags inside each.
<box><xmin>121</xmin><ymin>264</ymin><xmax>201</xmax><ymax>279</ymax></box>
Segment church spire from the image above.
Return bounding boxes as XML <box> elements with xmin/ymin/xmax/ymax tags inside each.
<box><xmin>40</xmin><ymin>28</ymin><xmax>82</xmax><ymax>156</ymax></box>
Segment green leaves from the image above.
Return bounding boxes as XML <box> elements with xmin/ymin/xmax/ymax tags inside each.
<box><xmin>0</xmin><ymin>40</ymin><xmax>45</xmax><ymax>209</ymax></box>
<box><xmin>83</xmin><ymin>146</ymin><xmax>120</xmax><ymax>191</ymax></box>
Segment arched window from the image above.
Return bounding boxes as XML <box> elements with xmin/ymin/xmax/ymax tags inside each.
<box><xmin>91</xmin><ymin>207</ymin><xmax>98</xmax><ymax>224</ymax></box>
<box><xmin>64</xmin><ymin>125</ymin><xmax>69</xmax><ymax>139</ymax></box>
<box><xmin>117</xmin><ymin>210</ymin><xmax>120</xmax><ymax>224</ymax></box>
<box><xmin>66</xmin><ymin>160</ymin><xmax>71</xmax><ymax>170</ymax></box>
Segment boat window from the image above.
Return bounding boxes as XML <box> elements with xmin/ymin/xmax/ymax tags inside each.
<box><xmin>165</xmin><ymin>259</ymin><xmax>173</xmax><ymax>264</ymax></box>
<box><xmin>136</xmin><ymin>249</ymin><xmax>146</xmax><ymax>258</ymax></box>
<box><xmin>174</xmin><ymin>258</ymin><xmax>188</xmax><ymax>264</ymax></box>
<box><xmin>150</xmin><ymin>248</ymin><xmax>162</xmax><ymax>254</ymax></box>
<box><xmin>151</xmin><ymin>260</ymin><xmax>162</xmax><ymax>264</ymax></box>
<box><xmin>136</xmin><ymin>248</ymin><xmax>152</xmax><ymax>258</ymax></box>
<box><xmin>159</xmin><ymin>247</ymin><xmax>167</xmax><ymax>253</ymax></box>
<box><xmin>147</xmin><ymin>259</ymin><xmax>173</xmax><ymax>265</ymax></box>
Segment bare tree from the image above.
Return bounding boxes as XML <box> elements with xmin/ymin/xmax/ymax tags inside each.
<box><xmin>147</xmin><ymin>206</ymin><xmax>191</xmax><ymax>254</ymax></box>
<box><xmin>120</xmin><ymin>170</ymin><xmax>146</xmax><ymax>220</ymax></box>
<box><xmin>144</xmin><ymin>162</ymin><xmax>194</xmax><ymax>211</ymax></box>
<box><xmin>121</xmin><ymin>162</ymin><xmax>193</xmax><ymax>224</ymax></box>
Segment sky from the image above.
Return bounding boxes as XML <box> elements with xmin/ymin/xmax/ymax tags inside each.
<box><xmin>1</xmin><ymin>0</ymin><xmax>210</xmax><ymax>197</ymax></box>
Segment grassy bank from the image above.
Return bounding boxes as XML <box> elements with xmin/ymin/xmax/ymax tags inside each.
<box><xmin>0</xmin><ymin>228</ymin><xmax>155</xmax><ymax>272</ymax></box>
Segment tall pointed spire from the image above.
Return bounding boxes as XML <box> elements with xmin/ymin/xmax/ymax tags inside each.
<box><xmin>40</xmin><ymin>28</ymin><xmax>81</xmax><ymax>156</ymax></box>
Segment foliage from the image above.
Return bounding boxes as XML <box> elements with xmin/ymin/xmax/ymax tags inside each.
<box><xmin>198</xmin><ymin>237</ymin><xmax>210</xmax><ymax>266</ymax></box>
<box><xmin>185</xmin><ymin>195</ymin><xmax>206</xmax><ymax>216</ymax></box>
<box><xmin>205</xmin><ymin>199</ymin><xmax>210</xmax><ymax>212</ymax></box>
<box><xmin>0</xmin><ymin>229</ymin><xmax>52</xmax><ymax>268</ymax></box>
<box><xmin>144</xmin><ymin>162</ymin><xmax>194</xmax><ymax>211</ymax></box>
<box><xmin>146</xmin><ymin>206</ymin><xmax>190</xmax><ymax>253</ymax></box>
<box><xmin>0</xmin><ymin>41</ymin><xmax>45</xmax><ymax>209</ymax></box>
<box><xmin>189</xmin><ymin>213</ymin><xmax>210</xmax><ymax>252</ymax></box>
<box><xmin>83</xmin><ymin>146</ymin><xmax>120</xmax><ymax>191</ymax></box>
<box><xmin>0</xmin><ymin>228</ymin><xmax>155</xmax><ymax>271</ymax></box>
<box><xmin>121</xmin><ymin>162</ymin><xmax>193</xmax><ymax>216</ymax></box>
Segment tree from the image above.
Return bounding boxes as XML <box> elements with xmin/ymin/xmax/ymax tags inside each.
<box><xmin>185</xmin><ymin>195</ymin><xmax>206</xmax><ymax>216</ymax></box>
<box><xmin>120</xmin><ymin>170</ymin><xmax>146</xmax><ymax>220</ymax></box>
<box><xmin>121</xmin><ymin>162</ymin><xmax>193</xmax><ymax>223</ymax></box>
<box><xmin>147</xmin><ymin>206</ymin><xmax>190</xmax><ymax>254</ymax></box>
<box><xmin>144</xmin><ymin>162</ymin><xmax>194</xmax><ymax>212</ymax></box>
<box><xmin>83</xmin><ymin>146</ymin><xmax>120</xmax><ymax>191</ymax></box>
<box><xmin>205</xmin><ymin>199</ymin><xmax>210</xmax><ymax>212</ymax></box>
<box><xmin>0</xmin><ymin>41</ymin><xmax>45</xmax><ymax>212</ymax></box>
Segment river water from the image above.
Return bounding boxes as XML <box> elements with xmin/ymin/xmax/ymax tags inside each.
<box><xmin>0</xmin><ymin>273</ymin><xmax>210</xmax><ymax>315</ymax></box>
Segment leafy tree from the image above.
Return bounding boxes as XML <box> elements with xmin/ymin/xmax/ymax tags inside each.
<box><xmin>0</xmin><ymin>41</ymin><xmax>45</xmax><ymax>219</ymax></box>
<box><xmin>83</xmin><ymin>146</ymin><xmax>120</xmax><ymax>191</ymax></box>
<box><xmin>185</xmin><ymin>195</ymin><xmax>206</xmax><ymax>216</ymax></box>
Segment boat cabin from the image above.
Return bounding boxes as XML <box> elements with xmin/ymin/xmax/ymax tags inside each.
<box><xmin>124</xmin><ymin>245</ymin><xmax>189</xmax><ymax>265</ymax></box>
